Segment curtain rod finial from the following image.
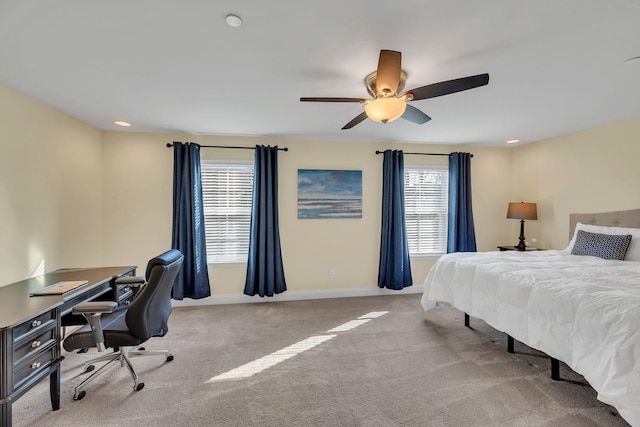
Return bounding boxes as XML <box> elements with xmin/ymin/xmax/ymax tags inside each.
<box><xmin>166</xmin><ymin>143</ymin><xmax>173</xmax><ymax>148</ymax></box>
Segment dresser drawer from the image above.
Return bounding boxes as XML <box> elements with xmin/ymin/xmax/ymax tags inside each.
<box><xmin>13</xmin><ymin>327</ymin><xmax>56</xmax><ymax>365</ymax></box>
<box><xmin>13</xmin><ymin>310</ymin><xmax>56</xmax><ymax>341</ymax></box>
<box><xmin>116</xmin><ymin>287</ymin><xmax>134</xmax><ymax>306</ymax></box>
<box><xmin>13</xmin><ymin>346</ymin><xmax>56</xmax><ymax>390</ymax></box>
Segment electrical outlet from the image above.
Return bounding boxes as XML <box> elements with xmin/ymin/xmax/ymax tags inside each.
<box><xmin>329</xmin><ymin>269</ymin><xmax>336</xmax><ymax>278</ymax></box>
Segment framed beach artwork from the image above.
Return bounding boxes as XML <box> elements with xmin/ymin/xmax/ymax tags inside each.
<box><xmin>298</xmin><ymin>169</ymin><xmax>362</xmax><ymax>219</ymax></box>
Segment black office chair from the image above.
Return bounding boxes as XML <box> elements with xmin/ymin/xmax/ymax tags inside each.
<box><xmin>63</xmin><ymin>249</ymin><xmax>184</xmax><ymax>400</ymax></box>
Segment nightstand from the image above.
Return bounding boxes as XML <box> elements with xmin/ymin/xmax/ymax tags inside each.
<box><xmin>497</xmin><ymin>246</ymin><xmax>543</xmax><ymax>251</ymax></box>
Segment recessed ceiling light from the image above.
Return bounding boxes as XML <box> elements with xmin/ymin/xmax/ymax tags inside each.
<box><xmin>115</xmin><ymin>121</ymin><xmax>131</xmax><ymax>127</ymax></box>
<box><xmin>624</xmin><ymin>56</ymin><xmax>640</xmax><ymax>65</ymax></box>
<box><xmin>506</xmin><ymin>139</ymin><xmax>520</xmax><ymax>144</ymax></box>
<box><xmin>225</xmin><ymin>14</ymin><xmax>242</xmax><ymax>27</ymax></box>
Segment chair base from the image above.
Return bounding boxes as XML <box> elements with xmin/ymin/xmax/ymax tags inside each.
<box><xmin>72</xmin><ymin>346</ymin><xmax>173</xmax><ymax>400</ymax></box>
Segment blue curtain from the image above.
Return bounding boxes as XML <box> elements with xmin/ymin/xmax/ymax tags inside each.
<box><xmin>378</xmin><ymin>150</ymin><xmax>412</xmax><ymax>290</ymax></box>
<box><xmin>171</xmin><ymin>142</ymin><xmax>211</xmax><ymax>300</ymax></box>
<box><xmin>447</xmin><ymin>152</ymin><xmax>477</xmax><ymax>253</ymax></box>
<box><xmin>244</xmin><ymin>145</ymin><xmax>287</xmax><ymax>297</ymax></box>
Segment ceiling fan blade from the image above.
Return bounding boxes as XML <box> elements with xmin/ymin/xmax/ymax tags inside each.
<box><xmin>403</xmin><ymin>73</ymin><xmax>489</xmax><ymax>101</ymax></box>
<box><xmin>401</xmin><ymin>104</ymin><xmax>431</xmax><ymax>124</ymax></box>
<box><xmin>342</xmin><ymin>112</ymin><xmax>368</xmax><ymax>130</ymax></box>
<box><xmin>376</xmin><ymin>50</ymin><xmax>402</xmax><ymax>95</ymax></box>
<box><xmin>300</xmin><ymin>97</ymin><xmax>366</xmax><ymax>103</ymax></box>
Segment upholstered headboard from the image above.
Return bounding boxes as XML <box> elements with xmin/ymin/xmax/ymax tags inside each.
<box><xmin>569</xmin><ymin>209</ymin><xmax>640</xmax><ymax>240</ymax></box>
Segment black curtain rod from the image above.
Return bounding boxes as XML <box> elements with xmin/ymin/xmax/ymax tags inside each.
<box><xmin>167</xmin><ymin>142</ymin><xmax>288</xmax><ymax>151</ymax></box>
<box><xmin>375</xmin><ymin>150</ymin><xmax>473</xmax><ymax>157</ymax></box>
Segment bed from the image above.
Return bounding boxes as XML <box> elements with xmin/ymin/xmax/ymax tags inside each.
<box><xmin>421</xmin><ymin>209</ymin><xmax>640</xmax><ymax>426</ymax></box>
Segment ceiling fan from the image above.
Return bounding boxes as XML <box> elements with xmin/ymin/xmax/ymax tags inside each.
<box><xmin>300</xmin><ymin>50</ymin><xmax>489</xmax><ymax>130</ymax></box>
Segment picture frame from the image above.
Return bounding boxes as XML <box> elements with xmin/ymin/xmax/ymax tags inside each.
<box><xmin>297</xmin><ymin>169</ymin><xmax>362</xmax><ymax>219</ymax></box>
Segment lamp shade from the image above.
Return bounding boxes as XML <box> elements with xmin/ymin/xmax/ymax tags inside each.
<box><xmin>506</xmin><ymin>202</ymin><xmax>537</xmax><ymax>220</ymax></box>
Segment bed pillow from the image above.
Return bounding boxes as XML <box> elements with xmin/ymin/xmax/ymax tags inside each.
<box><xmin>570</xmin><ymin>230</ymin><xmax>632</xmax><ymax>260</ymax></box>
<box><xmin>567</xmin><ymin>222</ymin><xmax>640</xmax><ymax>261</ymax></box>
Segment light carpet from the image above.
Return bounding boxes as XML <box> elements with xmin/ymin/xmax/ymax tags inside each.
<box><xmin>13</xmin><ymin>294</ymin><xmax>630</xmax><ymax>426</ymax></box>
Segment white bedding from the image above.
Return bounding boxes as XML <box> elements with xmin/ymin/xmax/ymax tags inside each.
<box><xmin>422</xmin><ymin>250</ymin><xmax>640</xmax><ymax>426</ymax></box>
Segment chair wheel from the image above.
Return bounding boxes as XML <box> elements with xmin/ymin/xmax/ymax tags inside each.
<box><xmin>138</xmin><ymin>346</ymin><xmax>145</xmax><ymax>351</ymax></box>
<box><xmin>85</xmin><ymin>365</ymin><xmax>95</xmax><ymax>373</ymax></box>
<box><xmin>166</xmin><ymin>355</ymin><xmax>174</xmax><ymax>362</ymax></box>
<box><xmin>135</xmin><ymin>382</ymin><xmax>145</xmax><ymax>391</ymax></box>
<box><xmin>77</xmin><ymin>348</ymin><xmax>88</xmax><ymax>354</ymax></box>
<box><xmin>74</xmin><ymin>390</ymin><xmax>86</xmax><ymax>401</ymax></box>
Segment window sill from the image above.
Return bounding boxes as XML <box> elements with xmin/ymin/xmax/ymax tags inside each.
<box><xmin>410</xmin><ymin>253</ymin><xmax>446</xmax><ymax>260</ymax></box>
<box><xmin>208</xmin><ymin>262</ymin><xmax>247</xmax><ymax>267</ymax></box>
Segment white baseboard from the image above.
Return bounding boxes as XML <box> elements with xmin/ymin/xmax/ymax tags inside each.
<box><xmin>171</xmin><ymin>284</ymin><xmax>424</xmax><ymax>307</ymax></box>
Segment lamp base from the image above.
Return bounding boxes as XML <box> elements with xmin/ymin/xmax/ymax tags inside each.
<box><xmin>515</xmin><ymin>219</ymin><xmax>526</xmax><ymax>251</ymax></box>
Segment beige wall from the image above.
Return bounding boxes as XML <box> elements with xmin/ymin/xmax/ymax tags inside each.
<box><xmin>101</xmin><ymin>132</ymin><xmax>513</xmax><ymax>297</ymax></box>
<box><xmin>511</xmin><ymin>115</ymin><xmax>640</xmax><ymax>250</ymax></box>
<box><xmin>15</xmin><ymin>81</ymin><xmax>638</xmax><ymax>298</ymax></box>
<box><xmin>0</xmin><ymin>85</ymin><xmax>104</xmax><ymax>286</ymax></box>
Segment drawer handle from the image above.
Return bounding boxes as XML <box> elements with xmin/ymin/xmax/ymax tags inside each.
<box><xmin>31</xmin><ymin>362</ymin><xmax>42</xmax><ymax>369</ymax></box>
<box><xmin>31</xmin><ymin>340</ymin><xmax>42</xmax><ymax>348</ymax></box>
<box><xmin>31</xmin><ymin>320</ymin><xmax>42</xmax><ymax>327</ymax></box>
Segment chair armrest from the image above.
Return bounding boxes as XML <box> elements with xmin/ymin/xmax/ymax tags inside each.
<box><xmin>115</xmin><ymin>276</ymin><xmax>146</xmax><ymax>299</ymax></box>
<box><xmin>115</xmin><ymin>276</ymin><xmax>146</xmax><ymax>286</ymax></box>
<box><xmin>71</xmin><ymin>301</ymin><xmax>117</xmax><ymax>352</ymax></box>
<box><xmin>72</xmin><ymin>301</ymin><xmax>118</xmax><ymax>315</ymax></box>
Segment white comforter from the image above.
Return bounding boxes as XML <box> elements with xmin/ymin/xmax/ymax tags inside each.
<box><xmin>422</xmin><ymin>250</ymin><xmax>640</xmax><ymax>426</ymax></box>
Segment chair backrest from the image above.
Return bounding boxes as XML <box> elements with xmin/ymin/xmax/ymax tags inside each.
<box><xmin>125</xmin><ymin>249</ymin><xmax>184</xmax><ymax>340</ymax></box>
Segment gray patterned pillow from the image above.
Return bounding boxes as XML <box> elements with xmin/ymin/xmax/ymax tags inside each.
<box><xmin>571</xmin><ymin>230</ymin><xmax>632</xmax><ymax>260</ymax></box>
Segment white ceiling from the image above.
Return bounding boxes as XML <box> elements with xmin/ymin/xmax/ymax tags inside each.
<box><xmin>1</xmin><ymin>0</ymin><xmax>639</xmax><ymax>147</ymax></box>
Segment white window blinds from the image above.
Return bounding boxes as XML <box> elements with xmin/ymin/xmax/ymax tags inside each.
<box><xmin>404</xmin><ymin>166</ymin><xmax>449</xmax><ymax>255</ymax></box>
<box><xmin>201</xmin><ymin>160</ymin><xmax>254</xmax><ymax>264</ymax></box>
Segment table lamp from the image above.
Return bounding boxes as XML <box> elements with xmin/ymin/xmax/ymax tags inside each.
<box><xmin>507</xmin><ymin>202</ymin><xmax>537</xmax><ymax>250</ymax></box>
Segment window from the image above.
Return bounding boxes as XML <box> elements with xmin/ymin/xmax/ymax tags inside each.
<box><xmin>404</xmin><ymin>165</ymin><xmax>448</xmax><ymax>256</ymax></box>
<box><xmin>201</xmin><ymin>160</ymin><xmax>254</xmax><ymax>264</ymax></box>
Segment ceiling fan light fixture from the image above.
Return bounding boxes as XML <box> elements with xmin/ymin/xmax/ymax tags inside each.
<box><xmin>364</xmin><ymin>97</ymin><xmax>406</xmax><ymax>123</ymax></box>
<box><xmin>300</xmin><ymin>50</ymin><xmax>489</xmax><ymax>130</ymax></box>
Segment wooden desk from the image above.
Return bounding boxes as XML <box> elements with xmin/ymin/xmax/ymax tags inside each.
<box><xmin>0</xmin><ymin>266</ymin><xmax>136</xmax><ymax>427</ymax></box>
